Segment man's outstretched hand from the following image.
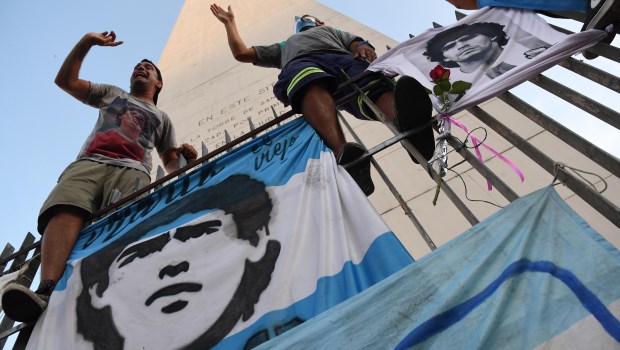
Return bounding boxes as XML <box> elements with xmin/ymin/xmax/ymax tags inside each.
<box><xmin>445</xmin><ymin>0</ymin><xmax>479</xmax><ymax>10</ymax></box>
<box><xmin>353</xmin><ymin>43</ymin><xmax>377</xmax><ymax>62</ymax></box>
<box><xmin>83</xmin><ymin>31</ymin><xmax>124</xmax><ymax>48</ymax></box>
<box><xmin>210</xmin><ymin>4</ymin><xmax>235</xmax><ymax>24</ymax></box>
<box><xmin>178</xmin><ymin>143</ymin><xmax>198</xmax><ymax>161</ymax></box>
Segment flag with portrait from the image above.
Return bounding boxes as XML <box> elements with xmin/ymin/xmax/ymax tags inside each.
<box><xmin>369</xmin><ymin>7</ymin><xmax>607</xmax><ymax>114</ymax></box>
<box><xmin>25</xmin><ymin>118</ymin><xmax>413</xmax><ymax>350</ymax></box>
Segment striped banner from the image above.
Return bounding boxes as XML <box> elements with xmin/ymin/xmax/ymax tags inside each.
<box><xmin>25</xmin><ymin>118</ymin><xmax>413</xmax><ymax>350</ymax></box>
<box><xmin>254</xmin><ymin>186</ymin><xmax>620</xmax><ymax>349</ymax></box>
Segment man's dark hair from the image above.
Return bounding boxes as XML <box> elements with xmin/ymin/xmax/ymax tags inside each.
<box><xmin>300</xmin><ymin>14</ymin><xmax>320</xmax><ymax>22</ymax></box>
<box><xmin>424</xmin><ymin>22</ymin><xmax>509</xmax><ymax>68</ymax></box>
<box><xmin>141</xmin><ymin>59</ymin><xmax>162</xmax><ymax>105</ymax></box>
<box><xmin>76</xmin><ymin>174</ymin><xmax>280</xmax><ymax>349</ymax></box>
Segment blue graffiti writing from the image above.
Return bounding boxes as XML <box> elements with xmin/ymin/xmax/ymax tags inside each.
<box><xmin>254</xmin><ymin>135</ymin><xmax>297</xmax><ymax>171</ymax></box>
<box><xmin>395</xmin><ymin>259</ymin><xmax>620</xmax><ymax>349</ymax></box>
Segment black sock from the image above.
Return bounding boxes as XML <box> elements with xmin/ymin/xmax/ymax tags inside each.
<box><xmin>35</xmin><ymin>280</ymin><xmax>56</xmax><ymax>296</ymax></box>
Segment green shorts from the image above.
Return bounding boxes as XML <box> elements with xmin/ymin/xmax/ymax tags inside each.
<box><xmin>38</xmin><ymin>159</ymin><xmax>151</xmax><ymax>234</ymax></box>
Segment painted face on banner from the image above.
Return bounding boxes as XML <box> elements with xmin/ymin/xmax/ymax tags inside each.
<box><xmin>441</xmin><ymin>33</ymin><xmax>495</xmax><ymax>64</ymax></box>
<box><xmin>89</xmin><ymin>210</ymin><xmax>269</xmax><ymax>349</ymax></box>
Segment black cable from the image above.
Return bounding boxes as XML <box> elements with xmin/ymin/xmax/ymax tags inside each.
<box><xmin>447</xmin><ymin>168</ymin><xmax>505</xmax><ymax>209</ymax></box>
<box><xmin>431</xmin><ymin>125</ymin><xmax>504</xmax><ymax>208</ymax></box>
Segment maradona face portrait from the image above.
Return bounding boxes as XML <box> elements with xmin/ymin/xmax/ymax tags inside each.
<box><xmin>76</xmin><ymin>174</ymin><xmax>281</xmax><ymax>350</ymax></box>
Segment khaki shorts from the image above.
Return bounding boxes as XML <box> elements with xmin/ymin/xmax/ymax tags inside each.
<box><xmin>38</xmin><ymin>159</ymin><xmax>151</xmax><ymax>234</ymax></box>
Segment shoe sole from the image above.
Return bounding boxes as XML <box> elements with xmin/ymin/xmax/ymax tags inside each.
<box><xmin>337</xmin><ymin>143</ymin><xmax>375</xmax><ymax>196</ymax></box>
<box><xmin>394</xmin><ymin>76</ymin><xmax>435</xmax><ymax>164</ymax></box>
<box><xmin>2</xmin><ymin>284</ymin><xmax>46</xmax><ymax>323</ymax></box>
<box><xmin>583</xmin><ymin>0</ymin><xmax>616</xmax><ymax>30</ymax></box>
<box><xmin>582</xmin><ymin>0</ymin><xmax>618</xmax><ymax>59</ymax></box>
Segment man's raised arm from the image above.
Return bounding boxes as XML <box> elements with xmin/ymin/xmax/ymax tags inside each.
<box><xmin>210</xmin><ymin>4</ymin><xmax>257</xmax><ymax>63</ymax></box>
<box><xmin>446</xmin><ymin>0</ymin><xmax>479</xmax><ymax>10</ymax></box>
<box><xmin>55</xmin><ymin>31</ymin><xmax>123</xmax><ymax>102</ymax></box>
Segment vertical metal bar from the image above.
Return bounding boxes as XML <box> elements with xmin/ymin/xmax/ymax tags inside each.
<box><xmin>248</xmin><ymin>117</ymin><xmax>257</xmax><ymax>139</ymax></box>
<box><xmin>12</xmin><ymin>325</ymin><xmax>34</xmax><ymax>350</ymax></box>
<box><xmin>557</xmin><ymin>58</ymin><xmax>620</xmax><ymax>94</ymax></box>
<box><xmin>343</xmin><ymin>71</ymin><xmax>480</xmax><ymax>225</ymax></box>
<box><xmin>5</xmin><ymin>234</ymin><xmax>35</xmax><ymax>276</ymax></box>
<box><xmin>271</xmin><ymin>106</ymin><xmax>282</xmax><ymax>127</ymax></box>
<box><xmin>337</xmin><ymin>110</ymin><xmax>437</xmax><ymax>251</ymax></box>
<box><xmin>528</xmin><ymin>74</ymin><xmax>620</xmax><ymax>130</ymax></box>
<box><xmin>0</xmin><ymin>234</ymin><xmax>37</xmax><ymax>349</ymax></box>
<box><xmin>1</xmin><ymin>251</ymin><xmax>41</xmax><ymax>349</ymax></box>
<box><xmin>0</xmin><ymin>324</ymin><xmax>31</xmax><ymax>349</ymax></box>
<box><xmin>154</xmin><ymin>166</ymin><xmax>166</xmax><ymax>191</ymax></box>
<box><xmin>469</xmin><ymin>106</ymin><xmax>620</xmax><ymax>227</ymax></box>
<box><xmin>224</xmin><ymin>130</ymin><xmax>232</xmax><ymax>153</ymax></box>
<box><xmin>0</xmin><ymin>244</ymin><xmax>15</xmax><ymax>273</ymax></box>
<box><xmin>497</xmin><ymin>91</ymin><xmax>620</xmax><ymax>178</ymax></box>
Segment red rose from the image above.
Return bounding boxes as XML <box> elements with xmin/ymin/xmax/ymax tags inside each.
<box><xmin>430</xmin><ymin>65</ymin><xmax>450</xmax><ymax>82</ymax></box>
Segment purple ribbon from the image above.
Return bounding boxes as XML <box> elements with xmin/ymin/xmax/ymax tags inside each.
<box><xmin>441</xmin><ymin>114</ymin><xmax>525</xmax><ymax>190</ymax></box>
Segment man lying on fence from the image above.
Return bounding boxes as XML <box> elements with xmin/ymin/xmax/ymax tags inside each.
<box><xmin>210</xmin><ymin>3</ymin><xmax>437</xmax><ymax>196</ymax></box>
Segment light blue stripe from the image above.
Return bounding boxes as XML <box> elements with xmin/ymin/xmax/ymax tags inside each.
<box><xmin>248</xmin><ymin>187</ymin><xmax>620</xmax><ymax>350</ymax></box>
<box><xmin>395</xmin><ymin>259</ymin><xmax>620</xmax><ymax>349</ymax></box>
<box><xmin>215</xmin><ymin>232</ymin><xmax>413</xmax><ymax>349</ymax></box>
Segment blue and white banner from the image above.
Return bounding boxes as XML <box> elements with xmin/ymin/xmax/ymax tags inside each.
<box><xmin>255</xmin><ymin>186</ymin><xmax>620</xmax><ymax>349</ymax></box>
<box><xmin>26</xmin><ymin>118</ymin><xmax>413</xmax><ymax>350</ymax></box>
<box><xmin>369</xmin><ymin>7</ymin><xmax>607</xmax><ymax>114</ymax></box>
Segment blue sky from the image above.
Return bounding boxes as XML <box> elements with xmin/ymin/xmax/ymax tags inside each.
<box><xmin>0</xmin><ymin>1</ymin><xmax>184</xmax><ymax>255</ymax></box>
<box><xmin>0</xmin><ymin>0</ymin><xmax>618</xmax><ymax>269</ymax></box>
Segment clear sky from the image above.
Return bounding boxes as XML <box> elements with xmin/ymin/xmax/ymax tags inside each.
<box><xmin>0</xmin><ymin>0</ymin><xmax>185</xmax><ymax>256</ymax></box>
<box><xmin>0</xmin><ymin>0</ymin><xmax>618</xmax><ymax>277</ymax></box>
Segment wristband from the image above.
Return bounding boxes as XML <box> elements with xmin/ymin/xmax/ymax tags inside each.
<box><xmin>357</xmin><ymin>39</ymin><xmax>375</xmax><ymax>50</ymax></box>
